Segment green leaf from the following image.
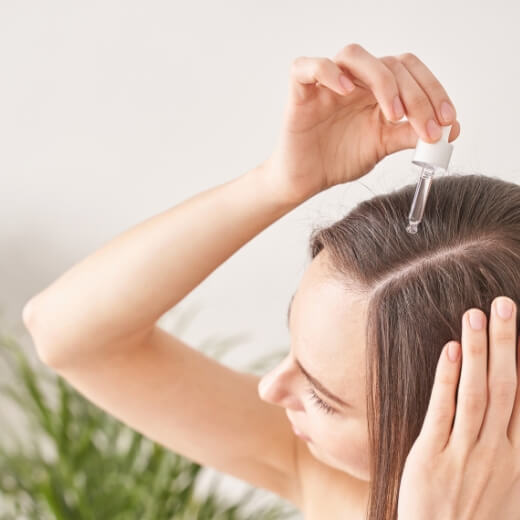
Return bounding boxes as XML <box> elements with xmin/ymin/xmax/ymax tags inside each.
<box><xmin>0</xmin><ymin>326</ymin><xmax>301</xmax><ymax>520</ymax></box>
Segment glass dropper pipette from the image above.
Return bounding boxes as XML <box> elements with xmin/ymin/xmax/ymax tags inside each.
<box><xmin>405</xmin><ymin>124</ymin><xmax>453</xmax><ymax>234</ymax></box>
<box><xmin>406</xmin><ymin>165</ymin><xmax>435</xmax><ymax>234</ymax></box>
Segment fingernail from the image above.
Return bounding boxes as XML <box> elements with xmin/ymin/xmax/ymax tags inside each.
<box><xmin>495</xmin><ymin>297</ymin><xmax>513</xmax><ymax>320</ymax></box>
<box><xmin>447</xmin><ymin>342</ymin><xmax>460</xmax><ymax>362</ymax></box>
<box><xmin>339</xmin><ymin>74</ymin><xmax>355</xmax><ymax>92</ymax></box>
<box><xmin>469</xmin><ymin>309</ymin><xmax>485</xmax><ymax>330</ymax></box>
<box><xmin>441</xmin><ymin>101</ymin><xmax>454</xmax><ymax>123</ymax></box>
<box><xmin>427</xmin><ymin>119</ymin><xmax>442</xmax><ymax>141</ymax></box>
<box><xmin>393</xmin><ymin>95</ymin><xmax>404</xmax><ymax>119</ymax></box>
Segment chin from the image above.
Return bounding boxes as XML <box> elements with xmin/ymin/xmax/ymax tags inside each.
<box><xmin>309</xmin><ymin>444</ymin><xmax>370</xmax><ymax>482</ymax></box>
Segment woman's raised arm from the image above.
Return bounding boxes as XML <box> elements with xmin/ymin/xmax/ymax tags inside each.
<box><xmin>23</xmin><ymin>161</ymin><xmax>298</xmax><ymax>367</ymax></box>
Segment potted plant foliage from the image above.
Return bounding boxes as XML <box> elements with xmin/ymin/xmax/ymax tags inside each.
<box><xmin>0</xmin><ymin>305</ymin><xmax>300</xmax><ymax>520</ymax></box>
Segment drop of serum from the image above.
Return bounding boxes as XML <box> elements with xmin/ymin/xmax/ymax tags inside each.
<box><xmin>406</xmin><ymin>221</ymin><xmax>418</xmax><ymax>234</ymax></box>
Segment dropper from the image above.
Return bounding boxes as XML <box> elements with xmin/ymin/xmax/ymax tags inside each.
<box><xmin>406</xmin><ymin>124</ymin><xmax>453</xmax><ymax>234</ymax></box>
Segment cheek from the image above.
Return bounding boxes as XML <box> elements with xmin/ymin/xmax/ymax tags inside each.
<box><xmin>331</xmin><ymin>425</ymin><xmax>367</xmax><ymax>460</ymax></box>
<box><xmin>313</xmin><ymin>418</ymin><xmax>370</xmax><ymax>478</ymax></box>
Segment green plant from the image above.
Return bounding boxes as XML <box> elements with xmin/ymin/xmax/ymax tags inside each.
<box><xmin>0</xmin><ymin>305</ymin><xmax>299</xmax><ymax>520</ymax></box>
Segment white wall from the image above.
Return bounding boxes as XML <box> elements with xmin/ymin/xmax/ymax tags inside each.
<box><xmin>1</xmin><ymin>0</ymin><xmax>519</xmax><ymax>514</ymax></box>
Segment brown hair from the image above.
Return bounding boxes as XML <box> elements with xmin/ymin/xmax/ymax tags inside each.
<box><xmin>308</xmin><ymin>173</ymin><xmax>520</xmax><ymax>520</ymax></box>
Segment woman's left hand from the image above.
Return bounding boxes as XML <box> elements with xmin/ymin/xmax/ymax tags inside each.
<box><xmin>398</xmin><ymin>296</ymin><xmax>520</xmax><ymax>520</ymax></box>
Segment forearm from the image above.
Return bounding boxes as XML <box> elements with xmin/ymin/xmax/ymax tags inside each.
<box><xmin>25</xmin><ymin>160</ymin><xmax>303</xmax><ymax>364</ymax></box>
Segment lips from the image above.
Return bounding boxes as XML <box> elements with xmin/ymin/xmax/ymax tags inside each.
<box><xmin>290</xmin><ymin>423</ymin><xmax>312</xmax><ymax>441</ymax></box>
<box><xmin>286</xmin><ymin>412</ymin><xmax>312</xmax><ymax>441</ymax></box>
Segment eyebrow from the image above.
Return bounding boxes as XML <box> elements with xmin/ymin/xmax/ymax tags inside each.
<box><xmin>286</xmin><ymin>291</ymin><xmax>351</xmax><ymax>409</ymax></box>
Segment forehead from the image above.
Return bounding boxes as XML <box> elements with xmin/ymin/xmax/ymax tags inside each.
<box><xmin>289</xmin><ymin>250</ymin><xmax>368</xmax><ymax>403</ymax></box>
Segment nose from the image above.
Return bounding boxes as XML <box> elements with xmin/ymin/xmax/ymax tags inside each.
<box><xmin>257</xmin><ymin>355</ymin><xmax>304</xmax><ymax>411</ymax></box>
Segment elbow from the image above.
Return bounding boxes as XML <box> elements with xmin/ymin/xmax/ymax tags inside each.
<box><xmin>22</xmin><ymin>296</ymin><xmax>64</xmax><ymax>369</ymax></box>
<box><xmin>22</xmin><ymin>296</ymin><xmax>38</xmax><ymax>330</ymax></box>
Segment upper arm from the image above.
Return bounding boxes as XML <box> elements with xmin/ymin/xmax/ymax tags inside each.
<box><xmin>34</xmin><ymin>325</ymin><xmax>303</xmax><ymax>509</ymax></box>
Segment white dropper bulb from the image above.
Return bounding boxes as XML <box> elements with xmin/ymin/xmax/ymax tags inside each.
<box><xmin>411</xmin><ymin>124</ymin><xmax>453</xmax><ymax>170</ymax></box>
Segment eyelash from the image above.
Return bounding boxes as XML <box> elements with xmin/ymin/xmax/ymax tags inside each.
<box><xmin>306</xmin><ymin>384</ymin><xmax>337</xmax><ymax>415</ymax></box>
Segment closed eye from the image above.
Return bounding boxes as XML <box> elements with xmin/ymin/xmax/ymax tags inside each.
<box><xmin>306</xmin><ymin>384</ymin><xmax>337</xmax><ymax>415</ymax></box>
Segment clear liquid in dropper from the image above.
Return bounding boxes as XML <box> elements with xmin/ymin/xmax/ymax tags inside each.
<box><xmin>406</xmin><ymin>165</ymin><xmax>435</xmax><ymax>234</ymax></box>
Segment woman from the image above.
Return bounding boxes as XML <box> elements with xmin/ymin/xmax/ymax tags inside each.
<box><xmin>260</xmin><ymin>172</ymin><xmax>520</xmax><ymax>519</ymax></box>
<box><xmin>22</xmin><ymin>43</ymin><xmax>520</xmax><ymax>519</ymax></box>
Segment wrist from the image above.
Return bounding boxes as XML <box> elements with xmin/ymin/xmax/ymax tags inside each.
<box><xmin>254</xmin><ymin>157</ymin><xmax>319</xmax><ymax>209</ymax></box>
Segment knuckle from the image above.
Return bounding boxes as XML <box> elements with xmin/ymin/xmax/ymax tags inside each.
<box><xmin>398</xmin><ymin>52</ymin><xmax>420</xmax><ymax>66</ymax></box>
<box><xmin>490</xmin><ymin>378</ymin><xmax>517</xmax><ymax>403</ymax></box>
<box><xmin>466</xmin><ymin>339</ymin><xmax>486</xmax><ymax>356</ymax></box>
<box><xmin>291</xmin><ymin>56</ymin><xmax>307</xmax><ymax>71</ymax></box>
<box><xmin>374</xmin><ymin>80</ymin><xmax>396</xmax><ymax>101</ymax></box>
<box><xmin>463</xmin><ymin>389</ymin><xmax>487</xmax><ymax>414</ymax></box>
<box><xmin>421</xmin><ymin>73</ymin><xmax>439</xmax><ymax>88</ymax></box>
<box><xmin>314</xmin><ymin>58</ymin><xmax>329</xmax><ymax>77</ymax></box>
<box><xmin>445</xmin><ymin>442</ymin><xmax>470</xmax><ymax>475</ymax></box>
<box><xmin>342</xmin><ymin>42</ymin><xmax>364</xmax><ymax>57</ymax></box>
<box><xmin>492</xmin><ymin>328</ymin><xmax>514</xmax><ymax>344</ymax></box>
<box><xmin>429</xmin><ymin>82</ymin><xmax>449</xmax><ymax>101</ymax></box>
<box><xmin>404</xmin><ymin>93</ymin><xmax>431</xmax><ymax>115</ymax></box>
<box><xmin>476</xmin><ymin>438</ymin><xmax>501</xmax><ymax>464</ymax></box>
<box><xmin>452</xmin><ymin>450</ymin><xmax>469</xmax><ymax>472</ymax></box>
<box><xmin>380</xmin><ymin>55</ymin><xmax>399</xmax><ymax>69</ymax></box>
<box><xmin>438</xmin><ymin>370</ymin><xmax>459</xmax><ymax>387</ymax></box>
<box><xmin>369</xmin><ymin>68</ymin><xmax>397</xmax><ymax>99</ymax></box>
<box><xmin>378</xmin><ymin>68</ymin><xmax>397</xmax><ymax>90</ymax></box>
<box><xmin>433</xmin><ymin>402</ymin><xmax>455</xmax><ymax>423</ymax></box>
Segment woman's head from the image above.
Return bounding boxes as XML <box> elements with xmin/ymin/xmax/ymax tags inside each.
<box><xmin>258</xmin><ymin>173</ymin><xmax>520</xmax><ymax>520</ymax></box>
<box><xmin>258</xmin><ymin>247</ymin><xmax>371</xmax><ymax>479</ymax></box>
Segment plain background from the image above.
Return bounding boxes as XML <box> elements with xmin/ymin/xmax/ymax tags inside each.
<box><xmin>1</xmin><ymin>0</ymin><xmax>519</xmax><ymax>515</ymax></box>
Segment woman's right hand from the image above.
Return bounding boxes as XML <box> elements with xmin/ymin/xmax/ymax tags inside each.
<box><xmin>264</xmin><ymin>43</ymin><xmax>461</xmax><ymax>205</ymax></box>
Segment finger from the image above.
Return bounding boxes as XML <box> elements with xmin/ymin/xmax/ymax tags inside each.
<box><xmin>418</xmin><ymin>341</ymin><xmax>461</xmax><ymax>453</ymax></box>
<box><xmin>288</xmin><ymin>56</ymin><xmax>357</xmax><ymax>105</ymax></box>
<box><xmin>380</xmin><ymin>55</ymin><xmax>446</xmax><ymax>144</ymax></box>
<box><xmin>507</xmin><ymin>335</ymin><xmax>520</xmax><ymax>444</ymax></box>
<box><xmin>450</xmin><ymin>308</ymin><xmax>488</xmax><ymax>449</ymax></box>
<box><xmin>393</xmin><ymin>52</ymin><xmax>457</xmax><ymax>126</ymax></box>
<box><xmin>479</xmin><ymin>297</ymin><xmax>518</xmax><ymax>443</ymax></box>
<box><xmin>381</xmin><ymin>118</ymin><xmax>461</xmax><ymax>157</ymax></box>
<box><xmin>332</xmin><ymin>43</ymin><xmax>403</xmax><ymax>122</ymax></box>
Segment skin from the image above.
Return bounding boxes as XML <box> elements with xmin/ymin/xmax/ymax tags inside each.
<box><xmin>398</xmin><ymin>296</ymin><xmax>520</xmax><ymax>519</ymax></box>
<box><xmin>262</xmin><ymin>43</ymin><xmax>520</xmax><ymax>516</ymax></box>
<box><xmin>263</xmin><ymin>43</ymin><xmax>460</xmax><ymax>206</ymax></box>
<box><xmin>258</xmin><ymin>248</ymin><xmax>372</xmax><ymax>482</ymax></box>
<box><xmin>259</xmin><ymin>43</ymin><xmax>460</xmax><ymax>480</ymax></box>
<box><xmin>258</xmin><ymin>246</ymin><xmax>520</xmax><ymax>518</ymax></box>
<box><xmin>25</xmin><ymin>39</ymin><xmax>520</xmax><ymax>515</ymax></box>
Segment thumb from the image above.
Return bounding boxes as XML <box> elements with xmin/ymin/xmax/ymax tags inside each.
<box><xmin>383</xmin><ymin>120</ymin><xmax>460</xmax><ymax>157</ymax></box>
